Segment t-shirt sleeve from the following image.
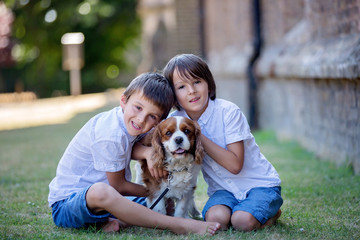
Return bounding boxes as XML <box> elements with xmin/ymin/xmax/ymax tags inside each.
<box><xmin>224</xmin><ymin>107</ymin><xmax>252</xmax><ymax>145</ymax></box>
<box><xmin>91</xmin><ymin>140</ymin><xmax>127</xmax><ymax>172</ymax></box>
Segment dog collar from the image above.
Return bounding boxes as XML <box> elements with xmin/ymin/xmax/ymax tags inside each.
<box><xmin>169</xmin><ymin>166</ymin><xmax>189</xmax><ymax>173</ymax></box>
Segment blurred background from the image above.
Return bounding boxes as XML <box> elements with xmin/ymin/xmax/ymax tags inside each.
<box><xmin>0</xmin><ymin>0</ymin><xmax>140</xmax><ymax>97</ymax></box>
<box><xmin>0</xmin><ymin>0</ymin><xmax>359</xmax><ymax>174</ymax></box>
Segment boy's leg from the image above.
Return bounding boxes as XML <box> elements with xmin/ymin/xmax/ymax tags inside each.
<box><xmin>260</xmin><ymin>209</ymin><xmax>282</xmax><ymax>229</ymax></box>
<box><xmin>231</xmin><ymin>187</ymin><xmax>283</xmax><ymax>231</ymax></box>
<box><xmin>231</xmin><ymin>210</ymin><xmax>260</xmax><ymax>231</ymax></box>
<box><xmin>51</xmin><ymin>186</ymin><xmax>112</xmax><ymax>229</ymax></box>
<box><xmin>202</xmin><ymin>190</ymin><xmax>239</xmax><ymax>230</ymax></box>
<box><xmin>101</xmin><ymin>217</ymin><xmax>128</xmax><ymax>232</ymax></box>
<box><xmin>86</xmin><ymin>182</ymin><xmax>220</xmax><ymax>235</ymax></box>
<box><xmin>205</xmin><ymin>205</ymin><xmax>231</xmax><ymax>230</ymax></box>
<box><xmin>100</xmin><ymin>196</ymin><xmax>146</xmax><ymax>232</ymax></box>
<box><xmin>231</xmin><ymin>209</ymin><xmax>282</xmax><ymax>231</ymax></box>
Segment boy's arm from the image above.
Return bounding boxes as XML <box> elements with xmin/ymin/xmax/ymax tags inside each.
<box><xmin>132</xmin><ymin>142</ymin><xmax>167</xmax><ymax>180</ymax></box>
<box><xmin>200</xmin><ymin>134</ymin><xmax>244</xmax><ymax>174</ymax></box>
<box><xmin>131</xmin><ymin>142</ymin><xmax>152</xmax><ymax>161</ymax></box>
<box><xmin>106</xmin><ymin>169</ymin><xmax>148</xmax><ymax>197</ymax></box>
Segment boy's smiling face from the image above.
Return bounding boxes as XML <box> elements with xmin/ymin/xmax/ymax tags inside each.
<box><xmin>120</xmin><ymin>91</ymin><xmax>163</xmax><ymax>136</ymax></box>
<box><xmin>172</xmin><ymin>68</ymin><xmax>209</xmax><ymax>121</ymax></box>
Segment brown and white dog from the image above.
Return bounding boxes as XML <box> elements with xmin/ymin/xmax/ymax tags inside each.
<box><xmin>135</xmin><ymin>116</ymin><xmax>204</xmax><ymax>218</ymax></box>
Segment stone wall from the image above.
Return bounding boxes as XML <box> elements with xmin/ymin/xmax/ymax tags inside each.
<box><xmin>256</xmin><ymin>0</ymin><xmax>360</xmax><ymax>173</ymax></box>
<box><xmin>258</xmin><ymin>78</ymin><xmax>359</xmax><ymax>172</ymax></box>
<box><xmin>204</xmin><ymin>0</ymin><xmax>360</xmax><ymax>173</ymax></box>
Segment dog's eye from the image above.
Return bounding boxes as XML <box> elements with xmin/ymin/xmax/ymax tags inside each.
<box><xmin>165</xmin><ymin>131</ymin><xmax>172</xmax><ymax>136</ymax></box>
<box><xmin>184</xmin><ymin>129</ymin><xmax>191</xmax><ymax>135</ymax></box>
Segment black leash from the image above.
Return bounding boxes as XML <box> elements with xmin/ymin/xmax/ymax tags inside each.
<box><xmin>149</xmin><ymin>173</ymin><xmax>173</xmax><ymax>210</ymax></box>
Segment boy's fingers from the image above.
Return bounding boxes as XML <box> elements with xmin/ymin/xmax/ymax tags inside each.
<box><xmin>158</xmin><ymin>168</ymin><xmax>164</xmax><ymax>178</ymax></box>
<box><xmin>150</xmin><ymin>167</ymin><xmax>168</xmax><ymax>181</ymax></box>
<box><xmin>151</xmin><ymin>169</ymin><xmax>159</xmax><ymax>180</ymax></box>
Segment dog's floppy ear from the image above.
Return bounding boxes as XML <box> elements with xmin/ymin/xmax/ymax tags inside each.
<box><xmin>193</xmin><ymin>121</ymin><xmax>204</xmax><ymax>164</ymax></box>
<box><xmin>151</xmin><ymin>124</ymin><xmax>165</xmax><ymax>168</ymax></box>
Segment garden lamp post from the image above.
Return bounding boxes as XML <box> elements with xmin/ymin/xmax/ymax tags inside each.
<box><xmin>61</xmin><ymin>32</ymin><xmax>84</xmax><ymax>96</ymax></box>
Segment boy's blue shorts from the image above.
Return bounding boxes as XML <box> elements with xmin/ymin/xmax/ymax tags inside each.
<box><xmin>51</xmin><ymin>185</ymin><xmax>147</xmax><ymax>229</ymax></box>
<box><xmin>202</xmin><ymin>187</ymin><xmax>283</xmax><ymax>225</ymax></box>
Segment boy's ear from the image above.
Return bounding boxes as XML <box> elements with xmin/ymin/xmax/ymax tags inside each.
<box><xmin>120</xmin><ymin>94</ymin><xmax>127</xmax><ymax>108</ymax></box>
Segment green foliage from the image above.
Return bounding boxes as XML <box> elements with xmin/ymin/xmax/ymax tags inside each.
<box><xmin>2</xmin><ymin>0</ymin><xmax>140</xmax><ymax>97</ymax></box>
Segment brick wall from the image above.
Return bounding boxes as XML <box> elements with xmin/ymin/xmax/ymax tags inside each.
<box><xmin>306</xmin><ymin>0</ymin><xmax>360</xmax><ymax>39</ymax></box>
<box><xmin>155</xmin><ymin>0</ymin><xmax>202</xmax><ymax>67</ymax></box>
<box><xmin>174</xmin><ymin>0</ymin><xmax>201</xmax><ymax>54</ymax></box>
<box><xmin>137</xmin><ymin>0</ymin><xmax>201</xmax><ymax>73</ymax></box>
<box><xmin>261</xmin><ymin>0</ymin><xmax>304</xmax><ymax>46</ymax></box>
<box><xmin>204</xmin><ymin>0</ymin><xmax>252</xmax><ymax>115</ymax></box>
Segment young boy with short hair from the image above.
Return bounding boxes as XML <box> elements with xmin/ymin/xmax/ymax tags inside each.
<box><xmin>162</xmin><ymin>54</ymin><xmax>282</xmax><ymax>231</ymax></box>
<box><xmin>48</xmin><ymin>72</ymin><xmax>220</xmax><ymax>235</ymax></box>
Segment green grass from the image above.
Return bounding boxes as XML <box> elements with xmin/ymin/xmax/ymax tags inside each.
<box><xmin>1</xmin><ymin>105</ymin><xmax>359</xmax><ymax>239</ymax></box>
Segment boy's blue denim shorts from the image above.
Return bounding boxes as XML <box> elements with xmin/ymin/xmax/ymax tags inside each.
<box><xmin>51</xmin><ymin>185</ymin><xmax>147</xmax><ymax>229</ymax></box>
<box><xmin>202</xmin><ymin>187</ymin><xmax>283</xmax><ymax>225</ymax></box>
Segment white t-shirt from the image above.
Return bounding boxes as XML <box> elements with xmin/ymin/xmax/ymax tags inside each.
<box><xmin>170</xmin><ymin>99</ymin><xmax>281</xmax><ymax>200</ymax></box>
<box><xmin>48</xmin><ymin>107</ymin><xmax>138</xmax><ymax>207</ymax></box>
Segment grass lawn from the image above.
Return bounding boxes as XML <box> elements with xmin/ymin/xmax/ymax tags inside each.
<box><xmin>1</xmin><ymin>105</ymin><xmax>359</xmax><ymax>239</ymax></box>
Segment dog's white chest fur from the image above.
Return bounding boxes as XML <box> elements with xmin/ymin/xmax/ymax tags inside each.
<box><xmin>161</xmin><ymin>163</ymin><xmax>201</xmax><ymax>200</ymax></box>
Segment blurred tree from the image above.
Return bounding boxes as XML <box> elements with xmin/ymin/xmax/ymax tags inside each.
<box><xmin>1</xmin><ymin>0</ymin><xmax>140</xmax><ymax>97</ymax></box>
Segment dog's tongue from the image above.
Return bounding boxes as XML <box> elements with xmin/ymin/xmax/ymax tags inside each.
<box><xmin>175</xmin><ymin>148</ymin><xmax>185</xmax><ymax>154</ymax></box>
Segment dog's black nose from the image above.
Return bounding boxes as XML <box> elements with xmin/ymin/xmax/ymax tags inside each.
<box><xmin>174</xmin><ymin>136</ymin><xmax>183</xmax><ymax>145</ymax></box>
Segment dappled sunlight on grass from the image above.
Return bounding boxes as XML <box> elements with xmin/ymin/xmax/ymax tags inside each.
<box><xmin>0</xmin><ymin>90</ymin><xmax>123</xmax><ymax>131</ymax></box>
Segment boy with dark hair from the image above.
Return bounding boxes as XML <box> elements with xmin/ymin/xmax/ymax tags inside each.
<box><xmin>48</xmin><ymin>72</ymin><xmax>220</xmax><ymax>235</ymax></box>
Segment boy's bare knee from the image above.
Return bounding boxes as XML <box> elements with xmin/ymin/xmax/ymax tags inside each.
<box><xmin>205</xmin><ymin>205</ymin><xmax>231</xmax><ymax>230</ymax></box>
<box><xmin>231</xmin><ymin>211</ymin><xmax>260</xmax><ymax>232</ymax></box>
<box><xmin>87</xmin><ymin>182</ymin><xmax>114</xmax><ymax>205</ymax></box>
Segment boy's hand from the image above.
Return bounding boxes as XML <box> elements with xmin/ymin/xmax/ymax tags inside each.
<box><xmin>146</xmin><ymin>157</ymin><xmax>167</xmax><ymax>181</ymax></box>
<box><xmin>133</xmin><ymin>142</ymin><xmax>168</xmax><ymax>181</ymax></box>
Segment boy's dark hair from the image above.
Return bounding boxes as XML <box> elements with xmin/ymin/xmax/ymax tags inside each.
<box><xmin>163</xmin><ymin>53</ymin><xmax>216</xmax><ymax>110</ymax></box>
<box><xmin>123</xmin><ymin>72</ymin><xmax>175</xmax><ymax>120</ymax></box>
